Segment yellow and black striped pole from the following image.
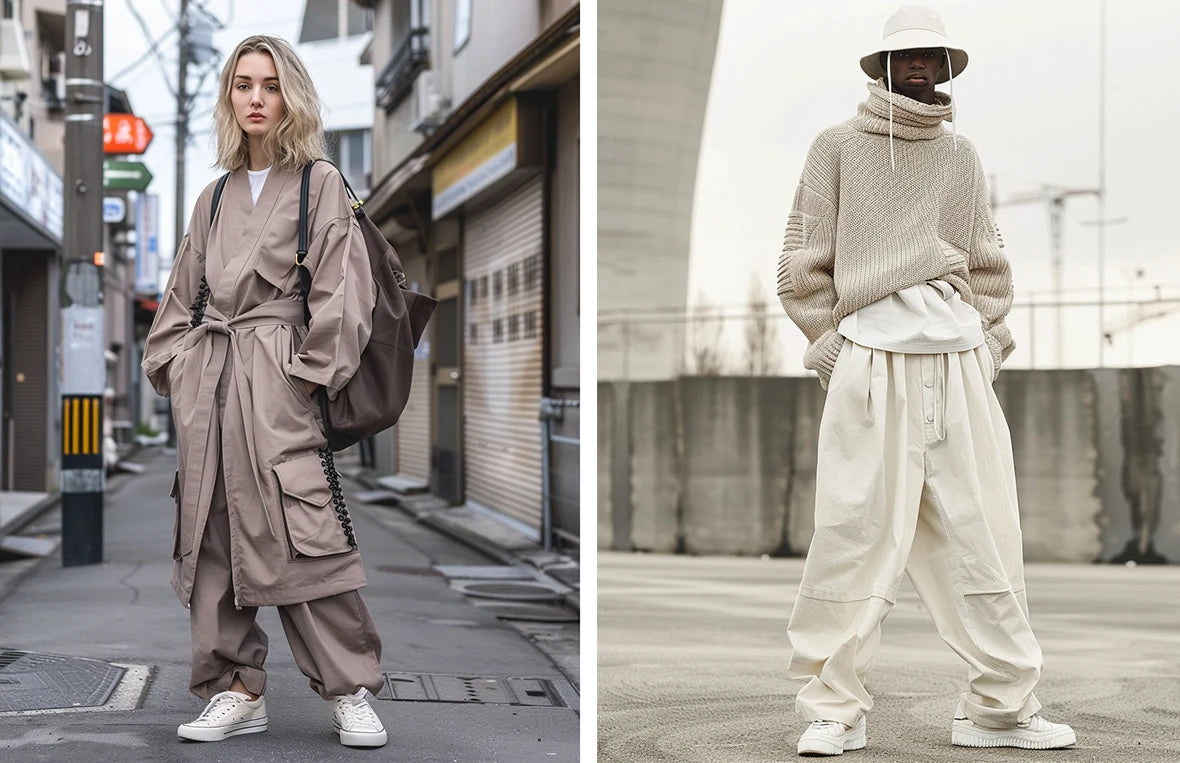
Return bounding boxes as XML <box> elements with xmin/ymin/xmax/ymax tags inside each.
<box><xmin>62</xmin><ymin>395</ymin><xmax>103</xmax><ymax>459</ymax></box>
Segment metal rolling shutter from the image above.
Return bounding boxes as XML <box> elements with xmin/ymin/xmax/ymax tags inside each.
<box><xmin>397</xmin><ymin>356</ymin><xmax>431</xmax><ymax>482</ymax></box>
<box><xmin>463</xmin><ymin>175</ymin><xmax>544</xmax><ymax>530</ymax></box>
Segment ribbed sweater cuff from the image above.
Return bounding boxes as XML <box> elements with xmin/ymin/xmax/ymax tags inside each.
<box><xmin>806</xmin><ymin>331</ymin><xmax>845</xmax><ymax>389</ymax></box>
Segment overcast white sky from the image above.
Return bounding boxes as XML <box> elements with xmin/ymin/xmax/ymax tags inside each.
<box><xmin>687</xmin><ymin>0</ymin><xmax>1180</xmax><ymax>371</ymax></box>
<box><xmin>103</xmin><ymin>0</ymin><xmax>303</xmax><ymax>279</ymax></box>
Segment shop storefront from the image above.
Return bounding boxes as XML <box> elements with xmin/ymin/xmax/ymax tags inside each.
<box><xmin>0</xmin><ymin>111</ymin><xmax>63</xmax><ymax>492</ymax></box>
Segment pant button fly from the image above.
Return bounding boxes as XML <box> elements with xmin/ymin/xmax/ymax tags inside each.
<box><xmin>924</xmin><ymin>379</ymin><xmax>934</xmax><ymax>388</ymax></box>
<box><xmin>926</xmin><ymin>414</ymin><xmax>934</xmax><ymax>422</ymax></box>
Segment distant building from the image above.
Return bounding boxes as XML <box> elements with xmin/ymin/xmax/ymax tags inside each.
<box><xmin>297</xmin><ymin>0</ymin><xmax>376</xmax><ymax>196</ymax></box>
<box><xmin>597</xmin><ymin>0</ymin><xmax>724</xmax><ymax>381</ymax></box>
<box><xmin>354</xmin><ymin>0</ymin><xmax>580</xmax><ymax>550</ymax></box>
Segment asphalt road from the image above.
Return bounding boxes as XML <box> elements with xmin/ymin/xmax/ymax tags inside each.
<box><xmin>598</xmin><ymin>552</ymin><xmax>1180</xmax><ymax>762</ymax></box>
<box><xmin>0</xmin><ymin>449</ymin><xmax>579</xmax><ymax>762</ymax></box>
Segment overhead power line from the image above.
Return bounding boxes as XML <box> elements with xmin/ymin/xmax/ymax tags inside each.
<box><xmin>126</xmin><ymin>0</ymin><xmax>179</xmax><ymax>98</ymax></box>
<box><xmin>110</xmin><ymin>27</ymin><xmax>179</xmax><ymax>84</ymax></box>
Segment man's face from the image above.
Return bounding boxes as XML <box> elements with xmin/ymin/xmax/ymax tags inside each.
<box><xmin>881</xmin><ymin>48</ymin><xmax>945</xmax><ymax>101</ymax></box>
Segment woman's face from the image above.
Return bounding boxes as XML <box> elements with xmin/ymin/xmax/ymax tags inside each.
<box><xmin>231</xmin><ymin>51</ymin><xmax>286</xmax><ymax>138</ymax></box>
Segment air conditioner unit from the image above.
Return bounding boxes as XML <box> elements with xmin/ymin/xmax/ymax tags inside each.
<box><xmin>0</xmin><ymin>18</ymin><xmax>33</xmax><ymax>80</ymax></box>
<box><xmin>409</xmin><ymin>70</ymin><xmax>448</xmax><ymax>134</ymax></box>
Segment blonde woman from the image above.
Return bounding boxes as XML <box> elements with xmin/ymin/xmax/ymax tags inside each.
<box><xmin>142</xmin><ymin>35</ymin><xmax>386</xmax><ymax>748</ymax></box>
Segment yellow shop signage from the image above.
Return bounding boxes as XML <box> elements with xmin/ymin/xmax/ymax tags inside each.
<box><xmin>432</xmin><ymin>99</ymin><xmax>519</xmax><ymax>219</ymax></box>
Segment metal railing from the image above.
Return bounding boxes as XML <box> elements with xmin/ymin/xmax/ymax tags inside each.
<box><xmin>598</xmin><ymin>289</ymin><xmax>1180</xmax><ymax>380</ymax></box>
<box><xmin>375</xmin><ymin>26</ymin><xmax>429</xmax><ymax>112</ymax></box>
<box><xmin>540</xmin><ymin>397</ymin><xmax>579</xmax><ymax>551</ymax></box>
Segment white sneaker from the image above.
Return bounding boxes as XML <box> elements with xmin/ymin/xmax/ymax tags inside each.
<box><xmin>797</xmin><ymin>715</ymin><xmax>866</xmax><ymax>756</ymax></box>
<box><xmin>952</xmin><ymin>702</ymin><xmax>1076</xmax><ymax>749</ymax></box>
<box><xmin>331</xmin><ymin>688</ymin><xmax>388</xmax><ymax>747</ymax></box>
<box><xmin>177</xmin><ymin>690</ymin><xmax>268</xmax><ymax>742</ymax></box>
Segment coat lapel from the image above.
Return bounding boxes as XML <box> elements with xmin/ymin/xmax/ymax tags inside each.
<box><xmin>208</xmin><ymin>166</ymin><xmax>296</xmax><ymax>305</ymax></box>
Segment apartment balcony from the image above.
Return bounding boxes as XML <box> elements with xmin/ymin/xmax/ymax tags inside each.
<box><xmin>375</xmin><ymin>26</ymin><xmax>429</xmax><ymax>112</ymax></box>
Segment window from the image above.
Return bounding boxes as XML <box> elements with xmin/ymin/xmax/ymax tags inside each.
<box><xmin>454</xmin><ymin>0</ymin><xmax>472</xmax><ymax>53</ymax></box>
<box><xmin>299</xmin><ymin>0</ymin><xmax>338</xmax><ymax>43</ymax></box>
<box><xmin>325</xmin><ymin>129</ymin><xmax>371</xmax><ymax>196</ymax></box>
<box><xmin>2</xmin><ymin>0</ymin><xmax>14</xmax><ymax>21</ymax></box>
<box><xmin>411</xmin><ymin>0</ymin><xmax>429</xmax><ymax>30</ymax></box>
<box><xmin>346</xmin><ymin>3</ymin><xmax>373</xmax><ymax>37</ymax></box>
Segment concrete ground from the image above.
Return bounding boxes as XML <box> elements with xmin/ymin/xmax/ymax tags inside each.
<box><xmin>0</xmin><ymin>448</ymin><xmax>579</xmax><ymax>762</ymax></box>
<box><xmin>598</xmin><ymin>551</ymin><xmax>1180</xmax><ymax>762</ymax></box>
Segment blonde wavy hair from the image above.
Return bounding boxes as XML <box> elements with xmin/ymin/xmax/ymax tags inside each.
<box><xmin>213</xmin><ymin>35</ymin><xmax>325</xmax><ymax>171</ymax></box>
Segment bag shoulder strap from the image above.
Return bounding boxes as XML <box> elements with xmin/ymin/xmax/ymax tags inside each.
<box><xmin>209</xmin><ymin>172</ymin><xmax>231</xmax><ymax>231</ymax></box>
<box><xmin>296</xmin><ymin>159</ymin><xmax>365</xmax><ymax>325</ymax></box>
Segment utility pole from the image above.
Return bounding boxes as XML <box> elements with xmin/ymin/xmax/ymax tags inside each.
<box><xmin>168</xmin><ymin>0</ymin><xmax>190</xmax><ymax>448</ymax></box>
<box><xmin>1097</xmin><ymin>0</ymin><xmax>1107</xmax><ymax>368</ymax></box>
<box><xmin>60</xmin><ymin>0</ymin><xmax>106</xmax><ymax>566</ymax></box>
<box><xmin>175</xmin><ymin>0</ymin><xmax>190</xmax><ymax>265</ymax></box>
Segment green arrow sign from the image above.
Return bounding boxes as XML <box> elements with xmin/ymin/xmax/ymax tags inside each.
<box><xmin>103</xmin><ymin>160</ymin><xmax>153</xmax><ymax>191</ymax></box>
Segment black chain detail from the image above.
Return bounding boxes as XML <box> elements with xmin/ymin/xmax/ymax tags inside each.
<box><xmin>189</xmin><ymin>276</ymin><xmax>211</xmax><ymax>327</ymax></box>
<box><xmin>318</xmin><ymin>447</ymin><xmax>357</xmax><ymax>548</ymax></box>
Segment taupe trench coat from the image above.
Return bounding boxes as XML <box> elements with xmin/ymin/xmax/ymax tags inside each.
<box><xmin>142</xmin><ymin>163</ymin><xmax>375</xmax><ymax>608</ymax></box>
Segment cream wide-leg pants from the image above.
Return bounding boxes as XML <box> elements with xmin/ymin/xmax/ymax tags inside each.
<box><xmin>786</xmin><ymin>340</ymin><xmax>1044</xmax><ymax>729</ymax></box>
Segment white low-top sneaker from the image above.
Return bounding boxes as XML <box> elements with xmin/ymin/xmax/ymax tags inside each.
<box><xmin>951</xmin><ymin>702</ymin><xmax>1076</xmax><ymax>749</ymax></box>
<box><xmin>797</xmin><ymin>715</ymin><xmax>867</xmax><ymax>756</ymax></box>
<box><xmin>331</xmin><ymin>688</ymin><xmax>388</xmax><ymax>747</ymax></box>
<box><xmin>177</xmin><ymin>690</ymin><xmax>268</xmax><ymax>742</ymax></box>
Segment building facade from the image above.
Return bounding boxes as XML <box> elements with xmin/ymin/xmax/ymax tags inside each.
<box><xmin>0</xmin><ymin>0</ymin><xmax>65</xmax><ymax>493</ymax></box>
<box><xmin>356</xmin><ymin>0</ymin><xmax>580</xmax><ymax>549</ymax></box>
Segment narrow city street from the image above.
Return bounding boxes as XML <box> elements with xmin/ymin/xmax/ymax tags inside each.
<box><xmin>598</xmin><ymin>551</ymin><xmax>1180</xmax><ymax>762</ymax></box>
<box><xmin>0</xmin><ymin>449</ymin><xmax>579</xmax><ymax>762</ymax></box>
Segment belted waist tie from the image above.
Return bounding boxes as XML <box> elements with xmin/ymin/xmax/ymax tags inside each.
<box><xmin>177</xmin><ymin>297</ymin><xmax>307</xmax><ymax>551</ymax></box>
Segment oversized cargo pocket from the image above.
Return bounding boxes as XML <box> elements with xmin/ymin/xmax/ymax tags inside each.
<box><xmin>169</xmin><ymin>470</ymin><xmax>182</xmax><ymax>561</ymax></box>
<box><xmin>273</xmin><ymin>453</ymin><xmax>353</xmax><ymax>558</ymax></box>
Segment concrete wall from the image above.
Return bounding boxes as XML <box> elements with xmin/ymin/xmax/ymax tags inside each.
<box><xmin>598</xmin><ymin>368</ymin><xmax>1180</xmax><ymax>563</ymax></box>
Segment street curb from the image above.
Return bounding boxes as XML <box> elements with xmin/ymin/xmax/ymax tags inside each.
<box><xmin>345</xmin><ymin>472</ymin><xmax>580</xmax><ymax>614</ymax></box>
<box><xmin>0</xmin><ymin>492</ymin><xmax>61</xmax><ymax>537</ymax></box>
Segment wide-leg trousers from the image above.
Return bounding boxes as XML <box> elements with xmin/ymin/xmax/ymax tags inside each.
<box><xmin>187</xmin><ymin>458</ymin><xmax>385</xmax><ymax>701</ymax></box>
<box><xmin>786</xmin><ymin>340</ymin><xmax>1043</xmax><ymax>729</ymax></box>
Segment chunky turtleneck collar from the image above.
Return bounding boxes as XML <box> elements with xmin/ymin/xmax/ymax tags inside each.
<box><xmin>853</xmin><ymin>78</ymin><xmax>953</xmax><ymax>141</ymax></box>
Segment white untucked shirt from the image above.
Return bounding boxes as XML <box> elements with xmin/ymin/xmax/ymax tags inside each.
<box><xmin>247</xmin><ymin>166</ymin><xmax>271</xmax><ymax>205</ymax></box>
<box><xmin>838</xmin><ymin>279</ymin><xmax>984</xmax><ymax>353</ymax></box>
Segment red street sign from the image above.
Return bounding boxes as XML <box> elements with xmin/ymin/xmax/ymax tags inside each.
<box><xmin>103</xmin><ymin>114</ymin><xmax>154</xmax><ymax>155</ymax></box>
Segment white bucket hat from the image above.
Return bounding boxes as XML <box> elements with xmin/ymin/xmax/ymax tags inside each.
<box><xmin>859</xmin><ymin>5</ymin><xmax>968</xmax><ymax>84</ymax></box>
<box><xmin>860</xmin><ymin>5</ymin><xmax>967</xmax><ymax>170</ymax></box>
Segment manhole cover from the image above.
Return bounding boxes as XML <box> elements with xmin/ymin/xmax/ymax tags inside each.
<box><xmin>377</xmin><ymin>564</ymin><xmax>441</xmax><ymax>577</ymax></box>
<box><xmin>469</xmin><ymin>600</ymin><xmax>579</xmax><ymax>623</ymax></box>
<box><xmin>379</xmin><ymin>672</ymin><xmax>572</xmax><ymax>707</ymax></box>
<box><xmin>0</xmin><ymin>650</ymin><xmax>126</xmax><ymax>712</ymax></box>
<box><xmin>453</xmin><ymin>581</ymin><xmax>564</xmax><ymax>601</ymax></box>
<box><xmin>433</xmin><ymin>565</ymin><xmax>533</xmax><ymax>581</ymax></box>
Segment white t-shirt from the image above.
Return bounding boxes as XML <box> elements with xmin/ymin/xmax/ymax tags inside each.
<box><xmin>247</xmin><ymin>166</ymin><xmax>271</xmax><ymax>205</ymax></box>
<box><xmin>837</xmin><ymin>279</ymin><xmax>984</xmax><ymax>353</ymax></box>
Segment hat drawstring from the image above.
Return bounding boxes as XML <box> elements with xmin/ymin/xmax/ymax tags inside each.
<box><xmin>945</xmin><ymin>47</ymin><xmax>958</xmax><ymax>150</ymax></box>
<box><xmin>887</xmin><ymin>51</ymin><xmax>895</xmax><ymax>170</ymax></box>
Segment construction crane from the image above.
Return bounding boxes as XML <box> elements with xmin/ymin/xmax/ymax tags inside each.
<box><xmin>991</xmin><ymin>179</ymin><xmax>1100</xmax><ymax>367</ymax></box>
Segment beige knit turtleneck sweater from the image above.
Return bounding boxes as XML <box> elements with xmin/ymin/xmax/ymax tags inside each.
<box><xmin>777</xmin><ymin>79</ymin><xmax>1014</xmax><ymax>388</ymax></box>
